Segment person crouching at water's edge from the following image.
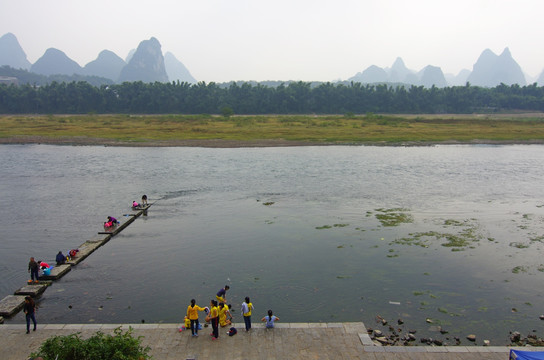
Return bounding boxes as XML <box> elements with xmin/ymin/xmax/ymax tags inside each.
<box><xmin>262</xmin><ymin>310</ymin><xmax>279</xmax><ymax>328</ymax></box>
<box><xmin>216</xmin><ymin>285</ymin><xmax>229</xmax><ymax>303</ymax></box>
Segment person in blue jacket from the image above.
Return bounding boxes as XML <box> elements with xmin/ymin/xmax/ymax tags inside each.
<box><xmin>55</xmin><ymin>251</ymin><xmax>66</xmax><ymax>265</ymax></box>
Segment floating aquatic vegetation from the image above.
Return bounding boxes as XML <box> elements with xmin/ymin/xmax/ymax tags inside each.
<box><xmin>315</xmin><ymin>225</ymin><xmax>332</xmax><ymax>229</ymax></box>
<box><xmin>392</xmin><ymin>219</ymin><xmax>483</xmax><ymax>250</ymax></box>
<box><xmin>374</xmin><ymin>208</ymin><xmax>413</xmax><ymax>227</ymax></box>
<box><xmin>333</xmin><ymin>223</ymin><xmax>349</xmax><ymax>227</ymax></box>
<box><xmin>530</xmin><ymin>235</ymin><xmax>544</xmax><ymax>243</ymax></box>
<box><xmin>336</xmin><ymin>275</ymin><xmax>351</xmax><ymax>279</ymax></box>
<box><xmin>512</xmin><ymin>266</ymin><xmax>528</xmax><ymax>274</ymax></box>
<box><xmin>444</xmin><ymin>219</ymin><xmax>464</xmax><ymax>226</ymax></box>
<box><xmin>263</xmin><ymin>202</ymin><xmax>275</xmax><ymax>206</ymax></box>
<box><xmin>538</xmin><ymin>265</ymin><xmax>544</xmax><ymax>272</ymax></box>
<box><xmin>510</xmin><ymin>242</ymin><xmax>530</xmax><ymax>249</ymax></box>
<box><xmin>413</xmin><ymin>290</ymin><xmax>439</xmax><ymax>299</ymax></box>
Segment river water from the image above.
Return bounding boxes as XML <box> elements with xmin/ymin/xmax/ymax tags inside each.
<box><xmin>1</xmin><ymin>144</ymin><xmax>543</xmax><ymax>345</ymax></box>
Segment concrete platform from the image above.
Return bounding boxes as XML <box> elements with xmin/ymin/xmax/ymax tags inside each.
<box><xmin>99</xmin><ymin>211</ymin><xmax>142</xmax><ymax>235</ymax></box>
<box><xmin>39</xmin><ymin>264</ymin><xmax>71</xmax><ymax>280</ymax></box>
<box><xmin>14</xmin><ymin>284</ymin><xmax>48</xmax><ymax>297</ymax></box>
<box><xmin>0</xmin><ymin>295</ymin><xmax>26</xmax><ymax>317</ymax></box>
<box><xmin>66</xmin><ymin>237</ymin><xmax>109</xmax><ymax>266</ymax></box>
<box><xmin>0</xmin><ymin>322</ymin><xmax>537</xmax><ymax>360</ymax></box>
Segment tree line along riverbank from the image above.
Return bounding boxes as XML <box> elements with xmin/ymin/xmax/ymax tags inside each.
<box><xmin>1</xmin><ymin>81</ymin><xmax>544</xmax><ymax>114</ymax></box>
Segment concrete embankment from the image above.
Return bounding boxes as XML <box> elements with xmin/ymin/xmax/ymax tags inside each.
<box><xmin>0</xmin><ymin>322</ymin><xmax>534</xmax><ymax>360</ymax></box>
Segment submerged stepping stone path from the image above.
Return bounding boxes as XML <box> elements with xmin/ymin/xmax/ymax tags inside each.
<box><xmin>14</xmin><ymin>284</ymin><xmax>48</xmax><ymax>297</ymax></box>
<box><xmin>0</xmin><ymin>202</ymin><xmax>154</xmax><ymax>320</ymax></box>
<box><xmin>39</xmin><ymin>264</ymin><xmax>71</xmax><ymax>280</ymax></box>
<box><xmin>0</xmin><ymin>295</ymin><xmax>26</xmax><ymax>317</ymax></box>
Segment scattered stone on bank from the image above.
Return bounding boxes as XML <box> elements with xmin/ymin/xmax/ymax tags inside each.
<box><xmin>510</xmin><ymin>331</ymin><xmax>521</xmax><ymax>342</ymax></box>
<box><xmin>397</xmin><ymin>318</ymin><xmax>404</xmax><ymax>325</ymax></box>
<box><xmin>466</xmin><ymin>334</ymin><xmax>476</xmax><ymax>342</ymax></box>
<box><xmin>510</xmin><ymin>331</ymin><xmax>544</xmax><ymax>346</ymax></box>
<box><xmin>540</xmin><ymin>314</ymin><xmax>544</xmax><ymax>320</ymax></box>
<box><xmin>0</xmin><ymin>316</ymin><xmax>3</xmax><ymax>324</ymax></box>
<box><xmin>483</xmin><ymin>340</ymin><xmax>490</xmax><ymax>346</ymax></box>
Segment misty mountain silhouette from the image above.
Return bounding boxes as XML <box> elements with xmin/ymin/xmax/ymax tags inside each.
<box><xmin>83</xmin><ymin>50</ymin><xmax>126</xmax><ymax>81</ymax></box>
<box><xmin>0</xmin><ymin>32</ymin><xmax>542</xmax><ymax>86</ymax></box>
<box><xmin>164</xmin><ymin>51</ymin><xmax>196</xmax><ymax>84</ymax></box>
<box><xmin>118</xmin><ymin>37</ymin><xmax>168</xmax><ymax>83</ymax></box>
<box><xmin>349</xmin><ymin>57</ymin><xmax>447</xmax><ymax>88</ymax></box>
<box><xmin>349</xmin><ymin>48</ymin><xmax>533</xmax><ymax>88</ymax></box>
<box><xmin>31</xmin><ymin>48</ymin><xmax>83</xmax><ymax>76</ymax></box>
<box><xmin>0</xmin><ymin>33</ymin><xmax>195</xmax><ymax>84</ymax></box>
<box><xmin>0</xmin><ymin>33</ymin><xmax>31</xmax><ymax>70</ymax></box>
<box><xmin>467</xmin><ymin>47</ymin><xmax>526</xmax><ymax>87</ymax></box>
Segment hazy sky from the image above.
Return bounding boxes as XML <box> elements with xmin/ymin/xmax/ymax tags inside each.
<box><xmin>1</xmin><ymin>0</ymin><xmax>543</xmax><ymax>82</ymax></box>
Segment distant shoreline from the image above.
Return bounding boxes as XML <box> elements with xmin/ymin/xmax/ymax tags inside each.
<box><xmin>1</xmin><ymin>136</ymin><xmax>544</xmax><ymax>147</ymax></box>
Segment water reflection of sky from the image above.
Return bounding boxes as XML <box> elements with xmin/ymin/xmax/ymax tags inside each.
<box><xmin>1</xmin><ymin>144</ymin><xmax>543</xmax><ymax>344</ymax></box>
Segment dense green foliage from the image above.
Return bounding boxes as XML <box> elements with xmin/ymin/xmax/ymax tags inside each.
<box><xmin>1</xmin><ymin>79</ymin><xmax>543</xmax><ymax>114</ymax></box>
<box><xmin>29</xmin><ymin>327</ymin><xmax>151</xmax><ymax>360</ymax></box>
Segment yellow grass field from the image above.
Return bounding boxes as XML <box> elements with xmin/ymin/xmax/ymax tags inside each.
<box><xmin>1</xmin><ymin>113</ymin><xmax>544</xmax><ymax>146</ymax></box>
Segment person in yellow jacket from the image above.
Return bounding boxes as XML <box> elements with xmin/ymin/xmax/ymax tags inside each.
<box><xmin>186</xmin><ymin>299</ymin><xmax>205</xmax><ymax>337</ymax></box>
<box><xmin>241</xmin><ymin>296</ymin><xmax>254</xmax><ymax>331</ymax></box>
<box><xmin>209</xmin><ymin>299</ymin><xmax>219</xmax><ymax>340</ymax></box>
<box><xmin>218</xmin><ymin>302</ymin><xmax>233</xmax><ymax>327</ymax></box>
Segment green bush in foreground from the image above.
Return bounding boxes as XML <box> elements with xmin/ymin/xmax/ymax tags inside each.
<box><xmin>29</xmin><ymin>327</ymin><xmax>151</xmax><ymax>360</ymax></box>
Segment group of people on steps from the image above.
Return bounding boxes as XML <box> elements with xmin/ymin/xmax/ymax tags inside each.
<box><xmin>186</xmin><ymin>285</ymin><xmax>280</xmax><ymax>339</ymax></box>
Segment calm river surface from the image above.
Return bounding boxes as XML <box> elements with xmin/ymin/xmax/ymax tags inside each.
<box><xmin>1</xmin><ymin>144</ymin><xmax>543</xmax><ymax>345</ymax></box>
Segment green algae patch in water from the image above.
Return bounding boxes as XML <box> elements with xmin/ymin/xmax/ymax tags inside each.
<box><xmin>391</xmin><ymin>218</ymin><xmax>484</xmax><ymax>250</ymax></box>
<box><xmin>512</xmin><ymin>266</ymin><xmax>528</xmax><ymax>274</ymax></box>
<box><xmin>374</xmin><ymin>208</ymin><xmax>414</xmax><ymax>227</ymax></box>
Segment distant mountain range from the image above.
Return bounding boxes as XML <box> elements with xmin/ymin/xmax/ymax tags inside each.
<box><xmin>0</xmin><ymin>33</ymin><xmax>196</xmax><ymax>84</ymax></box>
<box><xmin>1</xmin><ymin>32</ymin><xmax>542</xmax><ymax>87</ymax></box>
<box><xmin>349</xmin><ymin>48</ymin><xmax>535</xmax><ymax>88</ymax></box>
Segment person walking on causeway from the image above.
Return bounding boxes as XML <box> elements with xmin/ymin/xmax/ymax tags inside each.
<box><xmin>24</xmin><ymin>296</ymin><xmax>37</xmax><ymax>334</ymax></box>
<box><xmin>186</xmin><ymin>299</ymin><xmax>205</xmax><ymax>337</ymax></box>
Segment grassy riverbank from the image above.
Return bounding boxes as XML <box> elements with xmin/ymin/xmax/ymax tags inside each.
<box><xmin>1</xmin><ymin>113</ymin><xmax>544</xmax><ymax>146</ymax></box>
